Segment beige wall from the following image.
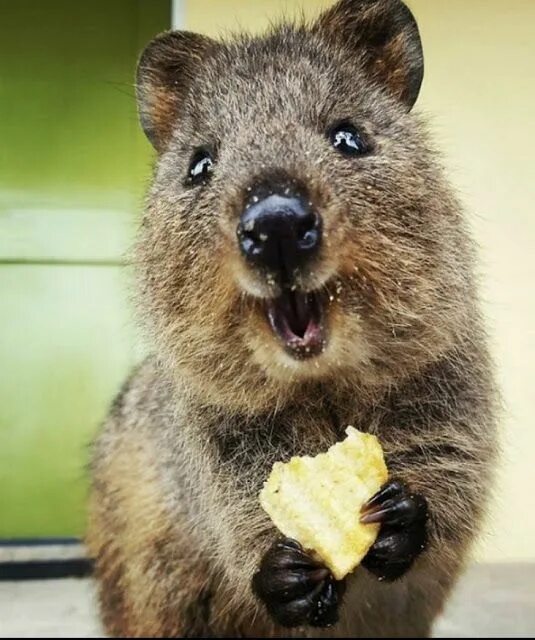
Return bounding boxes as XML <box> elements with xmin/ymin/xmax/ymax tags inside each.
<box><xmin>409</xmin><ymin>0</ymin><xmax>534</xmax><ymax>563</ymax></box>
<box><xmin>184</xmin><ymin>0</ymin><xmax>535</xmax><ymax>563</ymax></box>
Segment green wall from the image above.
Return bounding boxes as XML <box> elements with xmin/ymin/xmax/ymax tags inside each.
<box><xmin>0</xmin><ymin>0</ymin><xmax>170</xmax><ymax>537</ymax></box>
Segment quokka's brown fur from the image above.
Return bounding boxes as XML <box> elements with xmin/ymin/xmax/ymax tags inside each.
<box><xmin>87</xmin><ymin>0</ymin><xmax>499</xmax><ymax>636</ymax></box>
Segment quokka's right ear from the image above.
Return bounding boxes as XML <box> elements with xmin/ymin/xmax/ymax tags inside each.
<box><xmin>136</xmin><ymin>31</ymin><xmax>217</xmax><ymax>152</ymax></box>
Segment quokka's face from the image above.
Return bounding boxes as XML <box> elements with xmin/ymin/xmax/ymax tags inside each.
<box><xmin>136</xmin><ymin>1</ymin><xmax>472</xmax><ymax>407</ymax></box>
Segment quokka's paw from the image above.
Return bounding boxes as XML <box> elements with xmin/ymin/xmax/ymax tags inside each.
<box><xmin>360</xmin><ymin>480</ymin><xmax>428</xmax><ymax>581</ymax></box>
<box><xmin>252</xmin><ymin>538</ymin><xmax>345</xmax><ymax>628</ymax></box>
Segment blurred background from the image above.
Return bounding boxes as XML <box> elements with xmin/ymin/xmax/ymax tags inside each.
<box><xmin>1</xmin><ymin>0</ymin><xmax>533</xmax><ymax>574</ymax></box>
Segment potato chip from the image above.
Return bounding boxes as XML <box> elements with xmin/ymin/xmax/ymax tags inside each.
<box><xmin>260</xmin><ymin>426</ymin><xmax>388</xmax><ymax>580</ymax></box>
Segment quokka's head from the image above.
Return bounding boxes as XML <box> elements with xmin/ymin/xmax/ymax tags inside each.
<box><xmin>135</xmin><ymin>0</ymin><xmax>475</xmax><ymax>412</ymax></box>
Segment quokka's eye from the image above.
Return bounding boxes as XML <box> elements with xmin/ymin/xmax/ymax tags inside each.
<box><xmin>186</xmin><ymin>148</ymin><xmax>215</xmax><ymax>185</ymax></box>
<box><xmin>329</xmin><ymin>122</ymin><xmax>370</xmax><ymax>157</ymax></box>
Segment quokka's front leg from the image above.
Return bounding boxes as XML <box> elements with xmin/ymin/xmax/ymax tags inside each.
<box><xmin>252</xmin><ymin>479</ymin><xmax>429</xmax><ymax>629</ymax></box>
<box><xmin>253</xmin><ymin>538</ymin><xmax>345</xmax><ymax>628</ymax></box>
<box><xmin>361</xmin><ymin>480</ymin><xmax>428</xmax><ymax>581</ymax></box>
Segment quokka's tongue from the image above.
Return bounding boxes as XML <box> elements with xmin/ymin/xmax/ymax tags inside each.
<box><xmin>281</xmin><ymin>290</ymin><xmax>314</xmax><ymax>338</ymax></box>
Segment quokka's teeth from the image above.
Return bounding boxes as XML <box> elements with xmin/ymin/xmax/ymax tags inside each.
<box><xmin>259</xmin><ymin>426</ymin><xmax>388</xmax><ymax>580</ymax></box>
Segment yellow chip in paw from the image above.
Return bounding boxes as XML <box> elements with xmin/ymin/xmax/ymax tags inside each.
<box><xmin>259</xmin><ymin>426</ymin><xmax>388</xmax><ymax>580</ymax></box>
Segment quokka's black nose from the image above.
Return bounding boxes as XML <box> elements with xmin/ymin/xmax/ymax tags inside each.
<box><xmin>237</xmin><ymin>192</ymin><xmax>322</xmax><ymax>279</ymax></box>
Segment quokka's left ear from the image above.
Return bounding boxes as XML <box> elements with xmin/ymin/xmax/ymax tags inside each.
<box><xmin>314</xmin><ymin>0</ymin><xmax>424</xmax><ymax>110</ymax></box>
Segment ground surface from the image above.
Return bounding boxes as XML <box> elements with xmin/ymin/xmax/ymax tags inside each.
<box><xmin>0</xmin><ymin>564</ymin><xmax>534</xmax><ymax>638</ymax></box>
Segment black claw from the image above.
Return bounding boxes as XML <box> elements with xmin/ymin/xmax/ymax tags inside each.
<box><xmin>362</xmin><ymin>480</ymin><xmax>404</xmax><ymax>512</ymax></box>
<box><xmin>253</xmin><ymin>538</ymin><xmax>344</xmax><ymax>628</ymax></box>
<box><xmin>276</xmin><ymin>538</ymin><xmax>303</xmax><ymax>551</ymax></box>
<box><xmin>361</xmin><ymin>495</ymin><xmax>421</xmax><ymax>526</ymax></box>
<box><xmin>264</xmin><ymin>539</ymin><xmax>323</xmax><ymax>572</ymax></box>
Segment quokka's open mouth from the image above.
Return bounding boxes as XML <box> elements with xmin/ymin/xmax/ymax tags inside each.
<box><xmin>265</xmin><ymin>289</ymin><xmax>326</xmax><ymax>360</ymax></box>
